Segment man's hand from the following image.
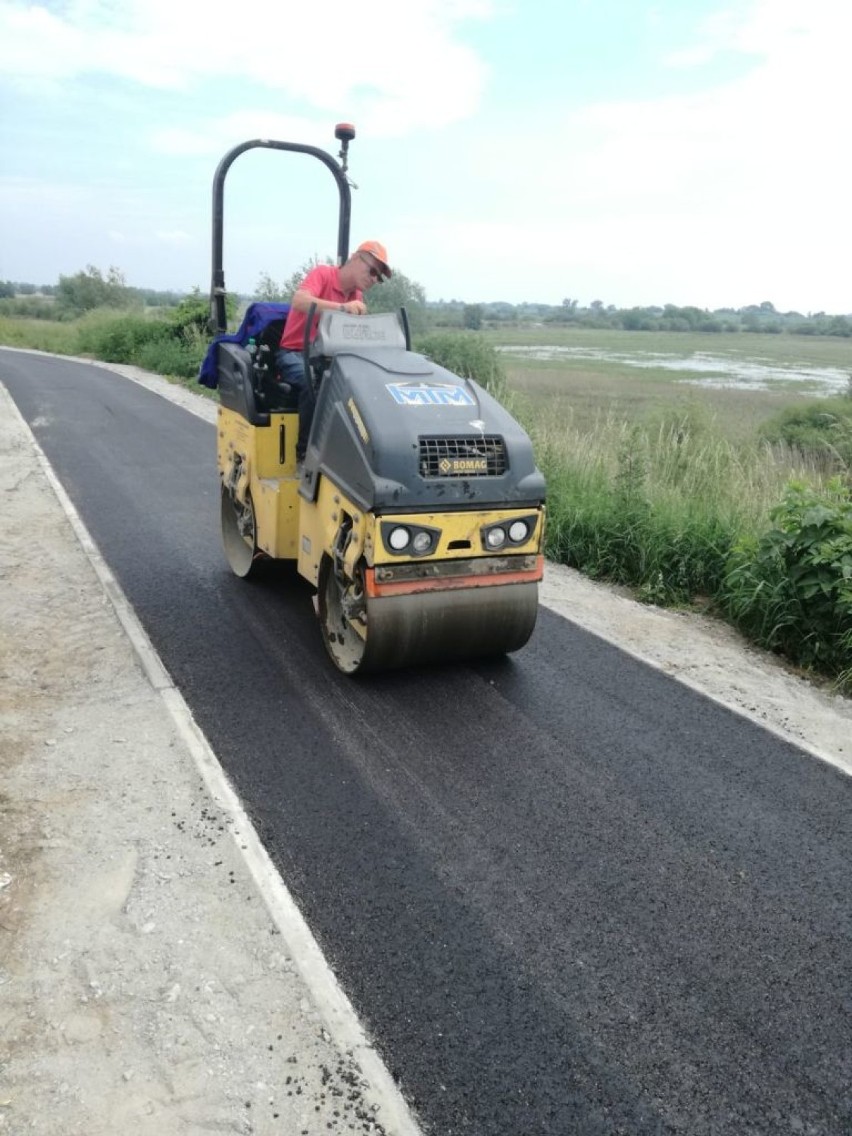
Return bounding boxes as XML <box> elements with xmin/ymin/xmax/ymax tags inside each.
<box><xmin>340</xmin><ymin>300</ymin><xmax>367</xmax><ymax>315</ymax></box>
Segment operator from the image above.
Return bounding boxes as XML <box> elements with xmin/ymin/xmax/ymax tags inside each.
<box><xmin>276</xmin><ymin>240</ymin><xmax>392</xmax><ymax>465</ymax></box>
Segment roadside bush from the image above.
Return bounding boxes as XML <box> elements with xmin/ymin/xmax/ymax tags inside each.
<box><xmin>414</xmin><ymin>331</ymin><xmax>508</xmax><ymax>399</ymax></box>
<box><xmin>69</xmin><ymin>308</ymin><xmax>208</xmax><ymax>378</ymax></box>
<box><xmin>75</xmin><ymin>312</ymin><xmax>171</xmax><ymax>363</ymax></box>
<box><xmin>759</xmin><ymin>398</ymin><xmax>852</xmax><ymax>472</ymax></box>
<box><xmin>136</xmin><ymin>328</ymin><xmax>207</xmax><ymax>379</ymax></box>
<box><xmin>171</xmin><ymin>287</ymin><xmax>227</xmax><ymax>336</ymax></box>
<box><xmin>720</xmin><ymin>478</ymin><xmax>852</xmax><ymax>691</ymax></box>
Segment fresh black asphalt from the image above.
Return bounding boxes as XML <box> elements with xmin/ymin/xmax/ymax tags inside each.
<box><xmin>4</xmin><ymin>350</ymin><xmax>851</xmax><ymax>1135</ymax></box>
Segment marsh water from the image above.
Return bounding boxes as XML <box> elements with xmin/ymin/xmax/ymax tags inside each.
<box><xmin>498</xmin><ymin>345</ymin><xmax>849</xmax><ymax>396</ymax></box>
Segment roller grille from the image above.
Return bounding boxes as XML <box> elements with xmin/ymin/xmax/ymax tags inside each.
<box><xmin>418</xmin><ymin>435</ymin><xmax>507</xmax><ymax>478</ymax></box>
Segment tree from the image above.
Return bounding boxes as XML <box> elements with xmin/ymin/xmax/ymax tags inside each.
<box><xmin>366</xmin><ymin>269</ymin><xmax>428</xmax><ymax>331</ymax></box>
<box><xmin>255</xmin><ymin>258</ymin><xmax>331</xmax><ymax>303</ymax></box>
<box><xmin>462</xmin><ymin>303</ymin><xmax>483</xmax><ymax>331</ymax></box>
<box><xmin>173</xmin><ymin>287</ymin><xmax>219</xmax><ymax>335</ymax></box>
<box><xmin>255</xmin><ymin>272</ymin><xmax>288</xmax><ymax>302</ymax></box>
<box><xmin>56</xmin><ymin>265</ymin><xmax>134</xmax><ymax>316</ymax></box>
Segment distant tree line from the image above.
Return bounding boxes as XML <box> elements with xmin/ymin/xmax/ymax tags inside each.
<box><xmin>429</xmin><ymin>297</ymin><xmax>852</xmax><ymax>337</ymax></box>
<box><xmin>2</xmin><ymin>267</ymin><xmax>850</xmax><ymax>338</ymax></box>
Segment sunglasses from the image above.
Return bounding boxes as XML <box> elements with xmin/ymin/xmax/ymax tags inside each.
<box><xmin>358</xmin><ymin>253</ymin><xmax>383</xmax><ymax>280</ymax></box>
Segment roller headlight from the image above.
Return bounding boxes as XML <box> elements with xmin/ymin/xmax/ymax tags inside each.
<box><xmin>380</xmin><ymin>521</ymin><xmax>441</xmax><ymax>557</ymax></box>
<box><xmin>485</xmin><ymin>526</ymin><xmax>507</xmax><ymax>550</ymax></box>
<box><xmin>508</xmin><ymin>520</ymin><xmax>529</xmax><ymax>544</ymax></box>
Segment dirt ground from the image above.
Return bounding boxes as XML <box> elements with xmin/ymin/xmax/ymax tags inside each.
<box><xmin>1</xmin><ymin>362</ymin><xmax>850</xmax><ymax>1135</ymax></box>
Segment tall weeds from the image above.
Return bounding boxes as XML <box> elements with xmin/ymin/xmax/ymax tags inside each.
<box><xmin>536</xmin><ymin>406</ymin><xmax>827</xmax><ymax>601</ymax></box>
<box><xmin>530</xmin><ymin>401</ymin><xmax>851</xmax><ymax>689</ymax></box>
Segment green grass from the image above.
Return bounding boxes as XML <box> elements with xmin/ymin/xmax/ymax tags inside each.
<box><xmin>535</xmin><ymin>410</ymin><xmax>813</xmax><ymax>590</ymax></box>
<box><xmin>0</xmin><ymin>315</ymin><xmax>75</xmax><ymax>354</ymax></box>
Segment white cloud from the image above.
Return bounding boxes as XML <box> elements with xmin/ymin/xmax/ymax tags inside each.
<box><xmin>154</xmin><ymin>229</ymin><xmax>193</xmax><ymax>246</ymax></box>
<box><xmin>0</xmin><ymin>0</ymin><xmax>492</xmax><ymax>132</ymax></box>
<box><xmin>665</xmin><ymin>0</ymin><xmax>850</xmax><ymax>70</ymax></box>
<box><xmin>563</xmin><ymin>2</ymin><xmax>851</xmax><ymax>231</ymax></box>
<box><xmin>405</xmin><ymin>0</ymin><xmax>851</xmax><ymax>307</ymax></box>
<box><xmin>105</xmin><ymin>227</ymin><xmax>193</xmax><ymax>249</ymax></box>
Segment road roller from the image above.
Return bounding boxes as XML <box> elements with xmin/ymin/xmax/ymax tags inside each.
<box><xmin>204</xmin><ymin>125</ymin><xmax>546</xmax><ymax>674</ymax></box>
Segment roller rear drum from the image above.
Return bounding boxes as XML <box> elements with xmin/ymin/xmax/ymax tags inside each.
<box><xmin>221</xmin><ymin>485</ymin><xmax>258</xmax><ymax>578</ymax></box>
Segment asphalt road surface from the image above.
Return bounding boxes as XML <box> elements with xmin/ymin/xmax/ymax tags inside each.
<box><xmin>3</xmin><ymin>350</ymin><xmax>851</xmax><ymax>1136</ymax></box>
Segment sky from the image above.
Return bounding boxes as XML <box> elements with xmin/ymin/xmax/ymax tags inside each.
<box><xmin>1</xmin><ymin>0</ymin><xmax>850</xmax><ymax>313</ymax></box>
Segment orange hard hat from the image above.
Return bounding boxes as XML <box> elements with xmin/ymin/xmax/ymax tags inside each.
<box><xmin>356</xmin><ymin>240</ymin><xmax>392</xmax><ymax>279</ymax></box>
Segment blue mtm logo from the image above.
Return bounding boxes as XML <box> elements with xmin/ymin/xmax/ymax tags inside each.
<box><xmin>386</xmin><ymin>383</ymin><xmax>475</xmax><ymax>407</ymax></box>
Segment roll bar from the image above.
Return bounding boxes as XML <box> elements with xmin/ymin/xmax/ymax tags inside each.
<box><xmin>210</xmin><ymin>124</ymin><xmax>355</xmax><ymax>334</ymax></box>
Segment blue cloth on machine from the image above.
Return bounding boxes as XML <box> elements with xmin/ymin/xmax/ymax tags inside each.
<box><xmin>198</xmin><ymin>301</ymin><xmax>291</xmax><ymax>389</ymax></box>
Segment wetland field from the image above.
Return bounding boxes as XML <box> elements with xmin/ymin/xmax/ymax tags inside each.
<box><xmin>490</xmin><ymin>327</ymin><xmax>850</xmax><ymax>443</ymax></box>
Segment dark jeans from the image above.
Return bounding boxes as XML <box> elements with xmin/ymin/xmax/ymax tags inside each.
<box><xmin>275</xmin><ymin>349</ymin><xmax>314</xmax><ymax>460</ymax></box>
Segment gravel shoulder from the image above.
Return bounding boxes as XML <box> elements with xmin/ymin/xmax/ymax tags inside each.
<box><xmin>1</xmin><ymin>359</ymin><xmax>850</xmax><ymax>1134</ymax></box>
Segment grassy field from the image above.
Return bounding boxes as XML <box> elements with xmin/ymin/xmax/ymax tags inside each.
<box><xmin>488</xmin><ymin>328</ymin><xmax>851</xmax><ymax>443</ymax></box>
<box><xmin>486</xmin><ymin>325</ymin><xmax>851</xmax><ymax>359</ymax></box>
<box><xmin>0</xmin><ymin>315</ymin><xmax>74</xmax><ymax>353</ymax></box>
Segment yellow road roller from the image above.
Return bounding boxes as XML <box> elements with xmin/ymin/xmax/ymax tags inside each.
<box><xmin>205</xmin><ymin>125</ymin><xmax>546</xmax><ymax>674</ymax></box>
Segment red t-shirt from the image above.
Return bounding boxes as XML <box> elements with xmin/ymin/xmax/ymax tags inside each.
<box><xmin>279</xmin><ymin>265</ymin><xmax>363</xmax><ymax>350</ymax></box>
